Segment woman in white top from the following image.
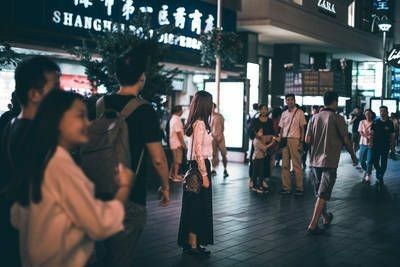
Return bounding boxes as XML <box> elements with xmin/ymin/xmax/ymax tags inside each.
<box><xmin>177</xmin><ymin>91</ymin><xmax>214</xmax><ymax>257</ymax></box>
<box><xmin>10</xmin><ymin>90</ymin><xmax>133</xmax><ymax>267</ymax></box>
<box><xmin>358</xmin><ymin>109</ymin><xmax>374</xmax><ymax>184</ymax></box>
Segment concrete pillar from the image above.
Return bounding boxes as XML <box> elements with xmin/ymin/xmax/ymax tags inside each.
<box><xmin>271</xmin><ymin>44</ymin><xmax>300</xmax><ymax>107</ymax></box>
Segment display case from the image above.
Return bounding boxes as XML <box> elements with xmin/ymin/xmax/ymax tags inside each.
<box><xmin>391</xmin><ymin>67</ymin><xmax>400</xmax><ymax>98</ymax></box>
<box><xmin>284</xmin><ymin>70</ymin><xmax>344</xmax><ymax>96</ymax></box>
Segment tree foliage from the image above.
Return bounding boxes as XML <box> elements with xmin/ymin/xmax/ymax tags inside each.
<box><xmin>68</xmin><ymin>14</ymin><xmax>179</xmax><ymax>103</ymax></box>
<box><xmin>200</xmin><ymin>28</ymin><xmax>242</xmax><ymax>68</ymax></box>
<box><xmin>0</xmin><ymin>42</ymin><xmax>21</xmax><ymax>70</ymax></box>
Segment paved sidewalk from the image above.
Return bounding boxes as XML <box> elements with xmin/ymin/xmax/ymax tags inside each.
<box><xmin>133</xmin><ymin>154</ymin><xmax>400</xmax><ymax>267</ymax></box>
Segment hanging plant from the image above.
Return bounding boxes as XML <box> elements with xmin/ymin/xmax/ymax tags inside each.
<box><xmin>0</xmin><ymin>42</ymin><xmax>22</xmax><ymax>70</ymax></box>
<box><xmin>200</xmin><ymin>28</ymin><xmax>242</xmax><ymax>67</ymax></box>
<box><xmin>67</xmin><ymin>13</ymin><xmax>179</xmax><ymax>103</ymax></box>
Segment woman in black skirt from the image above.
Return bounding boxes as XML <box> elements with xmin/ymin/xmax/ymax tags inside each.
<box><xmin>178</xmin><ymin>91</ymin><xmax>214</xmax><ymax>257</ymax></box>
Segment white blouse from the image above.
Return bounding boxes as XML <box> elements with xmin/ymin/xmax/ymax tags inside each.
<box><xmin>186</xmin><ymin>120</ymin><xmax>213</xmax><ymax>177</ymax></box>
<box><xmin>11</xmin><ymin>146</ymin><xmax>125</xmax><ymax>267</ymax></box>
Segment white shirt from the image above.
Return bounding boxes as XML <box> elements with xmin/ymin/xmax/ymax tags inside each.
<box><xmin>358</xmin><ymin>120</ymin><xmax>373</xmax><ymax>146</ymax></box>
<box><xmin>187</xmin><ymin>120</ymin><xmax>213</xmax><ymax>176</ymax></box>
<box><xmin>169</xmin><ymin>114</ymin><xmax>184</xmax><ymax>150</ymax></box>
<box><xmin>279</xmin><ymin>108</ymin><xmax>307</xmax><ymax>139</ymax></box>
<box><xmin>11</xmin><ymin>146</ymin><xmax>124</xmax><ymax>267</ymax></box>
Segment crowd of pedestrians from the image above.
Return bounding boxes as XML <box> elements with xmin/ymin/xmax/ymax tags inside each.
<box><xmin>0</xmin><ymin>52</ymin><xmax>399</xmax><ymax>266</ymax></box>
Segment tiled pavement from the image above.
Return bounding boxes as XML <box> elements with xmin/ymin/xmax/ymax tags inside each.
<box><xmin>133</xmin><ymin>153</ymin><xmax>400</xmax><ymax>267</ymax></box>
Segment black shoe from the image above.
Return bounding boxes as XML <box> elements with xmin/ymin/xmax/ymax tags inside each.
<box><xmin>183</xmin><ymin>247</ymin><xmax>209</xmax><ymax>257</ymax></box>
<box><xmin>375</xmin><ymin>181</ymin><xmax>384</xmax><ymax>192</ymax></box>
<box><xmin>323</xmin><ymin>212</ymin><xmax>334</xmax><ymax>227</ymax></box>
<box><xmin>197</xmin><ymin>246</ymin><xmax>211</xmax><ymax>255</ymax></box>
<box><xmin>280</xmin><ymin>189</ymin><xmax>291</xmax><ymax>195</ymax></box>
<box><xmin>211</xmin><ymin>170</ymin><xmax>217</xmax><ymax>177</ymax></box>
<box><xmin>294</xmin><ymin>190</ymin><xmax>304</xmax><ymax>196</ymax></box>
<box><xmin>223</xmin><ymin>170</ymin><xmax>229</xmax><ymax>178</ymax></box>
<box><xmin>306</xmin><ymin>226</ymin><xmax>325</xmax><ymax>236</ymax></box>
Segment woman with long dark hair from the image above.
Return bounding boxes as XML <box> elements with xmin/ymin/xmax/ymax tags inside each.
<box><xmin>178</xmin><ymin>90</ymin><xmax>214</xmax><ymax>257</ymax></box>
<box><xmin>10</xmin><ymin>90</ymin><xmax>133</xmax><ymax>267</ymax></box>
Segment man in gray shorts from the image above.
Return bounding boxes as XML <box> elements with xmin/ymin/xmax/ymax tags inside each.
<box><xmin>305</xmin><ymin>91</ymin><xmax>357</xmax><ymax>235</ymax></box>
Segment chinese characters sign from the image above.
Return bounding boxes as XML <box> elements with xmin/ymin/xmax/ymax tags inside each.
<box><xmin>48</xmin><ymin>0</ymin><xmax>236</xmax><ymax>51</ymax></box>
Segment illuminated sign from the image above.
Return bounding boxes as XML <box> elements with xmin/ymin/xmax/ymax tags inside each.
<box><xmin>317</xmin><ymin>0</ymin><xmax>336</xmax><ymax>16</ymax></box>
<box><xmin>387</xmin><ymin>47</ymin><xmax>400</xmax><ymax>68</ymax></box>
<box><xmin>374</xmin><ymin>0</ymin><xmax>390</xmax><ymax>11</ymax></box>
<box><xmin>46</xmin><ymin>0</ymin><xmax>235</xmax><ymax>51</ymax></box>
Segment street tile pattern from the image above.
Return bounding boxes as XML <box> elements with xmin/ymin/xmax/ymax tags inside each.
<box><xmin>133</xmin><ymin>154</ymin><xmax>400</xmax><ymax>267</ymax></box>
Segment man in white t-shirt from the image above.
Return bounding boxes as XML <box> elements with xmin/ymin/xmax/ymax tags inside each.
<box><xmin>279</xmin><ymin>94</ymin><xmax>307</xmax><ymax>196</ymax></box>
<box><xmin>169</xmin><ymin>105</ymin><xmax>186</xmax><ymax>182</ymax></box>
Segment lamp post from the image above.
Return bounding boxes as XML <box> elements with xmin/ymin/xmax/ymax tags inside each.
<box><xmin>215</xmin><ymin>0</ymin><xmax>222</xmax><ymax>112</ymax></box>
<box><xmin>371</xmin><ymin>15</ymin><xmax>392</xmax><ymax>99</ymax></box>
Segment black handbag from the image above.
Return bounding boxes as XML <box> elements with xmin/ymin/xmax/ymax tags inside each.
<box><xmin>183</xmin><ymin>131</ymin><xmax>203</xmax><ymax>194</ymax></box>
<box><xmin>279</xmin><ymin>109</ymin><xmax>298</xmax><ymax>148</ymax></box>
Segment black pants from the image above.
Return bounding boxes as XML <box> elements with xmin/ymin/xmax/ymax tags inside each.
<box><xmin>93</xmin><ymin>202</ymin><xmax>147</xmax><ymax>267</ymax></box>
<box><xmin>373</xmin><ymin>147</ymin><xmax>389</xmax><ymax>182</ymax></box>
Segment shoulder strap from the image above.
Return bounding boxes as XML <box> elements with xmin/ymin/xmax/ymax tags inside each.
<box><xmin>285</xmin><ymin>108</ymin><xmax>299</xmax><ymax>137</ymax></box>
<box><xmin>120</xmin><ymin>97</ymin><xmax>148</xmax><ymax>118</ymax></box>
<box><xmin>96</xmin><ymin>96</ymin><xmax>106</xmax><ymax>118</ymax></box>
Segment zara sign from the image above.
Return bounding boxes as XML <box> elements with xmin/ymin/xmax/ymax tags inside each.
<box><xmin>317</xmin><ymin>0</ymin><xmax>336</xmax><ymax>16</ymax></box>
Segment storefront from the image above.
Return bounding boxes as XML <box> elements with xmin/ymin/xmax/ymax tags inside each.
<box><xmin>1</xmin><ymin>0</ymin><xmax>255</xmax><ymax>155</ymax></box>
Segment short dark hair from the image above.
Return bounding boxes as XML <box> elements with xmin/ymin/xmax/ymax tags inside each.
<box><xmin>15</xmin><ymin>56</ymin><xmax>60</xmax><ymax>106</ymax></box>
<box><xmin>285</xmin><ymin>94</ymin><xmax>295</xmax><ymax>100</ymax></box>
<box><xmin>323</xmin><ymin>91</ymin><xmax>338</xmax><ymax>106</ymax></box>
<box><xmin>115</xmin><ymin>48</ymin><xmax>148</xmax><ymax>86</ymax></box>
<box><xmin>379</xmin><ymin>105</ymin><xmax>388</xmax><ymax>111</ymax></box>
<box><xmin>258</xmin><ymin>104</ymin><xmax>268</xmax><ymax>110</ymax></box>
<box><xmin>171</xmin><ymin>105</ymin><xmax>182</xmax><ymax>114</ymax></box>
<box><xmin>312</xmin><ymin>105</ymin><xmax>319</xmax><ymax>111</ymax></box>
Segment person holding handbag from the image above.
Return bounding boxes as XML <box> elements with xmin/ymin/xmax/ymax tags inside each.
<box><xmin>178</xmin><ymin>91</ymin><xmax>214</xmax><ymax>257</ymax></box>
<box><xmin>279</xmin><ymin>94</ymin><xmax>307</xmax><ymax>196</ymax></box>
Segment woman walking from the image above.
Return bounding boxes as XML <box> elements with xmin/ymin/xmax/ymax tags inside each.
<box><xmin>10</xmin><ymin>90</ymin><xmax>132</xmax><ymax>267</ymax></box>
<box><xmin>358</xmin><ymin>109</ymin><xmax>374</xmax><ymax>184</ymax></box>
<box><xmin>178</xmin><ymin>91</ymin><xmax>214</xmax><ymax>257</ymax></box>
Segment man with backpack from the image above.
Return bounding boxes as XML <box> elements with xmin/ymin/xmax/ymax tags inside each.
<box><xmin>92</xmin><ymin>48</ymin><xmax>170</xmax><ymax>267</ymax></box>
<box><xmin>0</xmin><ymin>56</ymin><xmax>60</xmax><ymax>267</ymax></box>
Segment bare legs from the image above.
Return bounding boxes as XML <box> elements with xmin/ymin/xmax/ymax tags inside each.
<box><xmin>308</xmin><ymin>197</ymin><xmax>328</xmax><ymax>229</ymax></box>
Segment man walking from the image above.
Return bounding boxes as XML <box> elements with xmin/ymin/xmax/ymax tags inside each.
<box><xmin>305</xmin><ymin>91</ymin><xmax>357</xmax><ymax>235</ymax></box>
<box><xmin>372</xmin><ymin>106</ymin><xmax>395</xmax><ymax>191</ymax></box>
<box><xmin>211</xmin><ymin>103</ymin><xmax>229</xmax><ymax>178</ymax></box>
<box><xmin>169</xmin><ymin>105</ymin><xmax>186</xmax><ymax>182</ymax></box>
<box><xmin>279</xmin><ymin>94</ymin><xmax>307</xmax><ymax>196</ymax></box>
